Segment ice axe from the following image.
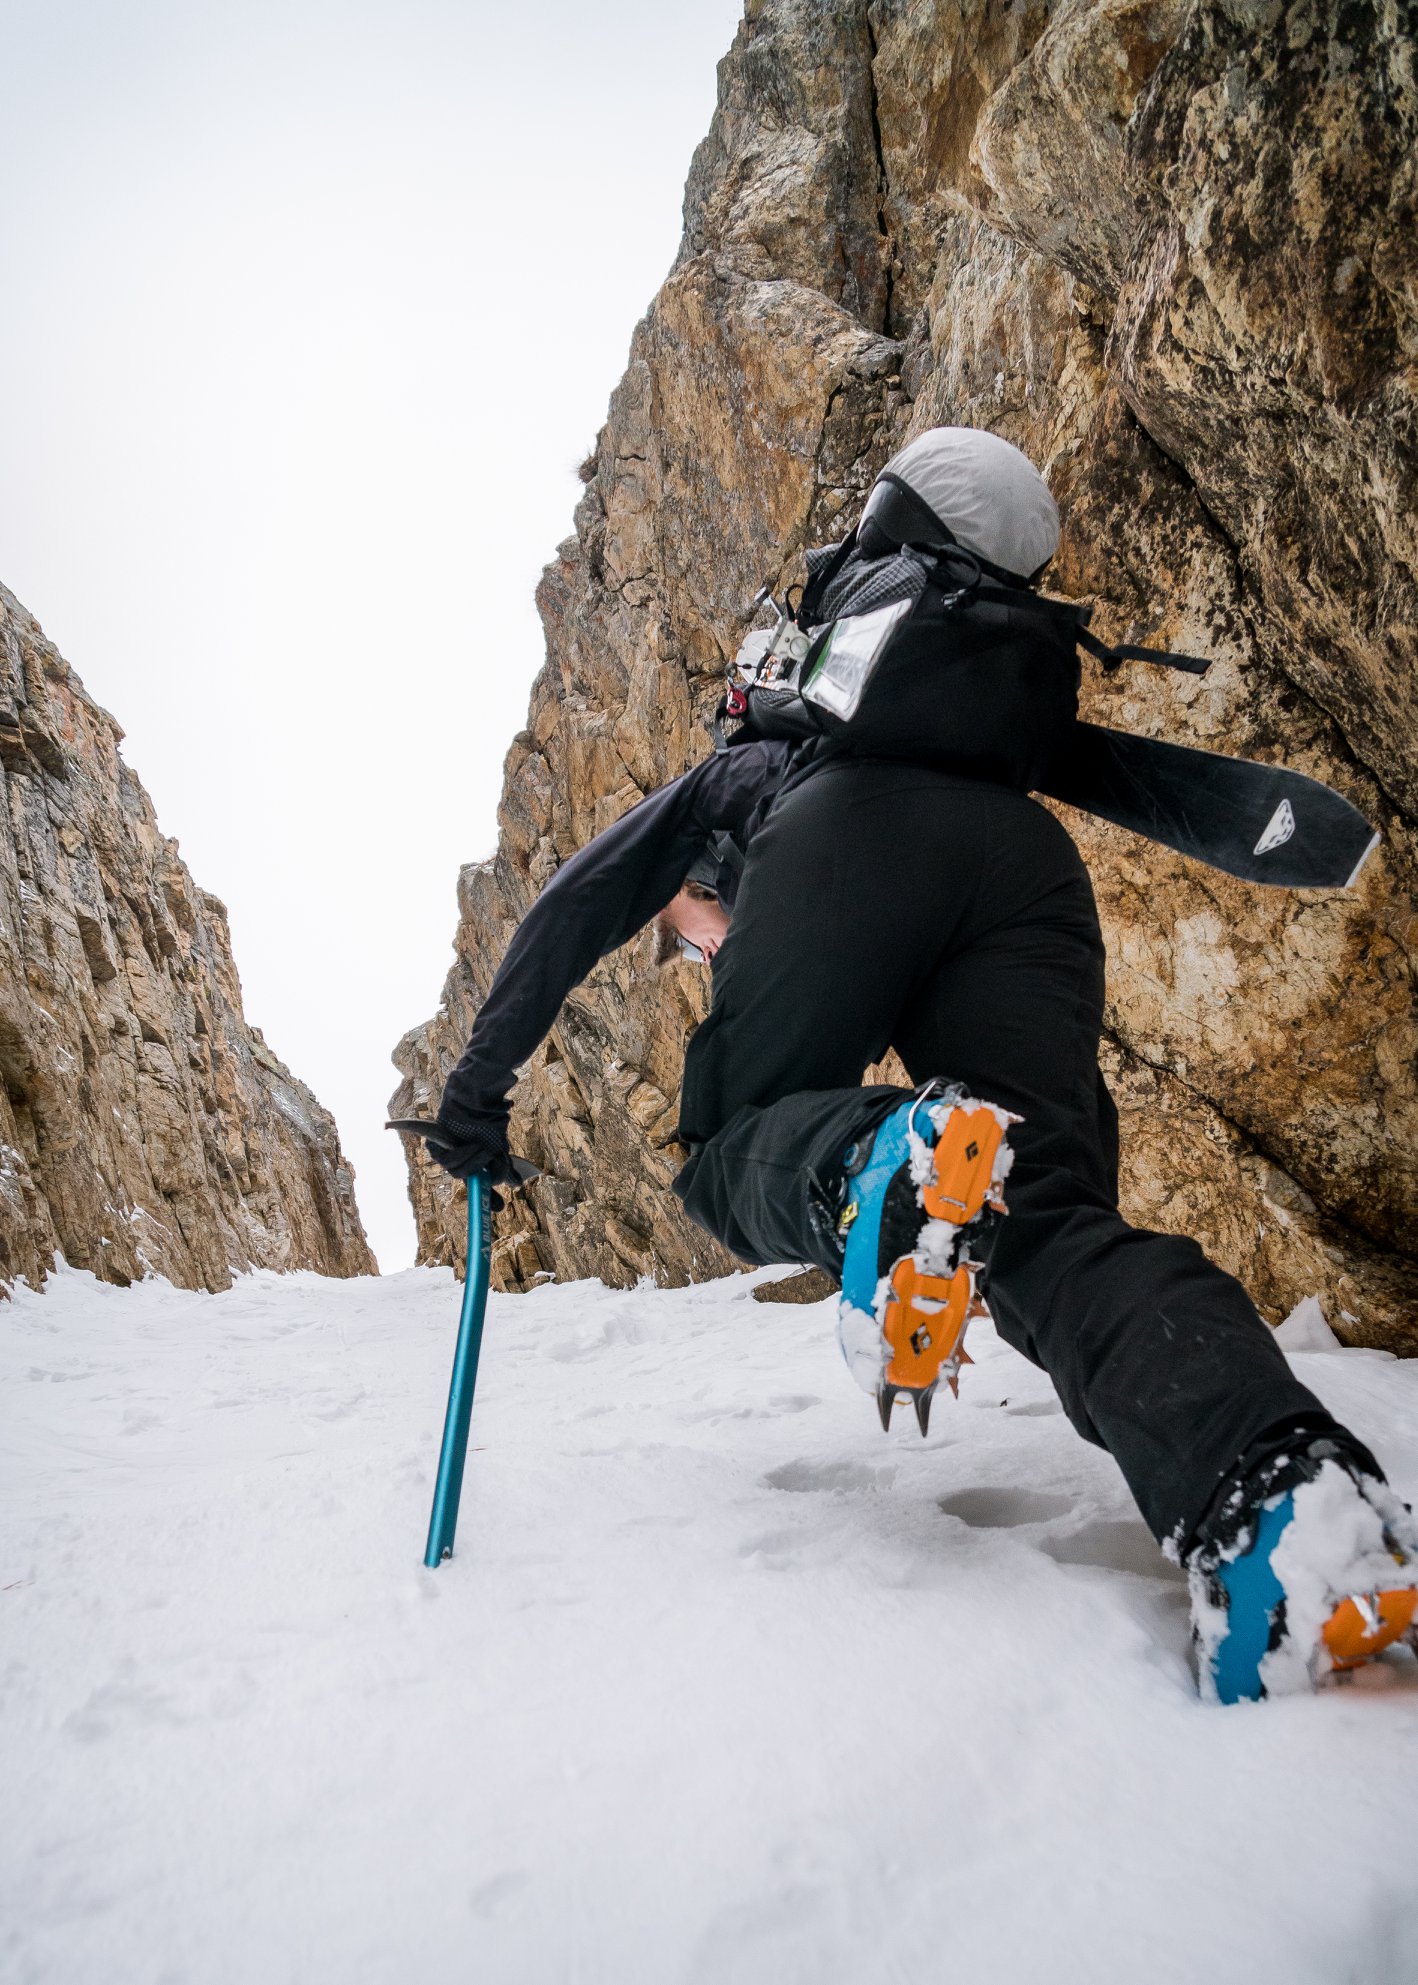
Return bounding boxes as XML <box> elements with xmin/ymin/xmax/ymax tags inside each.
<box><xmin>386</xmin><ymin>1117</ymin><xmax>537</xmax><ymax>1568</ymax></box>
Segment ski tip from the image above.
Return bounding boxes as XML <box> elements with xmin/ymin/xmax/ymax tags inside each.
<box><xmin>1344</xmin><ymin>829</ymin><xmax>1382</xmax><ymax>890</ymax></box>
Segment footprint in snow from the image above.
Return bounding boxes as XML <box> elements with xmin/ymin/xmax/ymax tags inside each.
<box><xmin>938</xmin><ymin>1494</ymin><xmax>1187</xmax><ymax>1585</ymax></box>
<box><xmin>936</xmin><ymin>1486</ymin><xmax>1074</xmax><ymax>1528</ymax></box>
<box><xmin>468</xmin><ymin>1870</ymin><xmax>531</xmax><ymax>1919</ymax></box>
<box><xmin>738</xmin><ymin>1528</ymin><xmax>807</xmax><ymax>1567</ymax></box>
<box><xmin>683</xmin><ymin>1393</ymin><xmax>820</xmax><ymax>1425</ymax></box>
<box><xmin>304</xmin><ymin>1389</ymin><xmax>368</xmax><ymax>1422</ymax></box>
<box><xmin>1040</xmin><ymin>1519</ymin><xmax>1186</xmax><ymax>1583</ymax></box>
<box><xmin>764</xmin><ymin>1459</ymin><xmax>896</xmax><ymax>1495</ymax></box>
<box><xmin>64</xmin><ymin>1675</ymin><xmax>182</xmax><ymax>1741</ymax></box>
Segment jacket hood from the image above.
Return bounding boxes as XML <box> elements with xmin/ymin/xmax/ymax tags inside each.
<box><xmin>874</xmin><ymin>427</ymin><xmax>1060</xmax><ymax>580</ymax></box>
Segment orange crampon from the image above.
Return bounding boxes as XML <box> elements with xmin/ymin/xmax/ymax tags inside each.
<box><xmin>837</xmin><ymin>1086</ymin><xmax>1018</xmax><ymax>1437</ymax></box>
<box><xmin>876</xmin><ymin>1256</ymin><xmax>985</xmax><ymax>1435</ymax></box>
<box><xmin>1321</xmin><ymin>1583</ymin><xmax>1418</xmax><ymax>1672</ymax></box>
<box><xmin>920</xmin><ymin>1102</ymin><xmax>1010</xmax><ymax>1226</ymax></box>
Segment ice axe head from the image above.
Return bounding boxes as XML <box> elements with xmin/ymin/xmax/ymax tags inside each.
<box><xmin>384</xmin><ymin>1119</ymin><xmax>540</xmax><ymax>1184</ymax></box>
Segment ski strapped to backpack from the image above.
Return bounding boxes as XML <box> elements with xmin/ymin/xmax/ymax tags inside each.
<box><xmin>714</xmin><ymin>527</ymin><xmax>1379</xmax><ymax>891</ymax></box>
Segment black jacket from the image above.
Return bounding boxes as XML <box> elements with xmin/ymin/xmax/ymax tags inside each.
<box><xmin>437</xmin><ymin>739</ymin><xmax>800</xmax><ymax>1136</ymax></box>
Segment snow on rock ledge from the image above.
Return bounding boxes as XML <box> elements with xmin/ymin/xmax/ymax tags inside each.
<box><xmin>0</xmin><ymin>582</ymin><xmax>375</xmax><ymax>1292</ymax></box>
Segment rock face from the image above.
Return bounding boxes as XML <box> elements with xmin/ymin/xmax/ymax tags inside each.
<box><xmin>393</xmin><ymin>0</ymin><xmax>1418</xmax><ymax>1353</ymax></box>
<box><xmin>1</xmin><ymin>584</ymin><xmax>375</xmax><ymax>1291</ymax></box>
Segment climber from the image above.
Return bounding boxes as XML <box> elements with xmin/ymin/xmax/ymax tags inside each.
<box><xmin>408</xmin><ymin>426</ymin><xmax>1416</xmax><ymax>1704</ymax></box>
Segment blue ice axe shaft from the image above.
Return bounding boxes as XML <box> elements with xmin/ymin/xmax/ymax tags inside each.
<box><xmin>424</xmin><ymin>1173</ymin><xmax>492</xmax><ymax>1568</ymax></box>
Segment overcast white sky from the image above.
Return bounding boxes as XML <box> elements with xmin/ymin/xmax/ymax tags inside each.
<box><xmin>2</xmin><ymin>0</ymin><xmax>744</xmax><ymax>1268</ymax></box>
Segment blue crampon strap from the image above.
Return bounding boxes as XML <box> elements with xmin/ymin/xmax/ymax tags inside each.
<box><xmin>840</xmin><ymin>1101</ymin><xmax>920</xmax><ymax>1319</ymax></box>
<box><xmin>1210</xmin><ymin>1492</ymin><xmax>1296</xmax><ymax>1704</ymax></box>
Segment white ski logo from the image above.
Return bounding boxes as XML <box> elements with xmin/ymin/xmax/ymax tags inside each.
<box><xmin>1254</xmin><ymin>798</ymin><xmax>1296</xmax><ymax>856</ymax></box>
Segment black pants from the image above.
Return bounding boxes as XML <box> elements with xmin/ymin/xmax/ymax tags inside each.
<box><xmin>674</xmin><ymin>758</ymin><xmax>1368</xmax><ymax>1550</ymax></box>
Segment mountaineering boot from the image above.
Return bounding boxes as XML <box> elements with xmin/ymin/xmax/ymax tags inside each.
<box><xmin>835</xmin><ymin>1082</ymin><xmax>1017</xmax><ymax>1435</ymax></box>
<box><xmin>1188</xmin><ymin>1439</ymin><xmax>1418</xmax><ymax>1703</ymax></box>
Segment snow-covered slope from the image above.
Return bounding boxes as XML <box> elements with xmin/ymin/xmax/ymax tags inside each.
<box><xmin>4</xmin><ymin>1264</ymin><xmax>1417</xmax><ymax>1984</ymax></box>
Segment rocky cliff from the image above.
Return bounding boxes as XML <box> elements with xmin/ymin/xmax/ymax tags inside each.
<box><xmin>1</xmin><ymin>583</ymin><xmax>375</xmax><ymax>1290</ymax></box>
<box><xmin>392</xmin><ymin>0</ymin><xmax>1418</xmax><ymax>1353</ymax></box>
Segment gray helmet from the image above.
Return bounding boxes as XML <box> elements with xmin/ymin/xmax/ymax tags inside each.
<box><xmin>860</xmin><ymin>427</ymin><xmax>1060</xmax><ymax>582</ymax></box>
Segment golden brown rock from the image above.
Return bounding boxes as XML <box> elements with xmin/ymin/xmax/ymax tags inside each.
<box><xmin>394</xmin><ymin>0</ymin><xmax>1416</xmax><ymax>1351</ymax></box>
<box><xmin>1</xmin><ymin>584</ymin><xmax>375</xmax><ymax>1292</ymax></box>
<box><xmin>753</xmin><ymin>1267</ymin><xmax>839</xmax><ymax>1305</ymax></box>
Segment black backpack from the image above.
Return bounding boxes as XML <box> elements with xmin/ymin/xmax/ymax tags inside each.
<box><xmin>719</xmin><ymin>530</ymin><xmax>1207</xmax><ymax>793</ymax></box>
<box><xmin>711</xmin><ymin>529</ymin><xmax>1377</xmax><ymax>890</ymax></box>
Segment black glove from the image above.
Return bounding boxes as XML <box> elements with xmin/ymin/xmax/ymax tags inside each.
<box><xmin>424</xmin><ymin>1111</ymin><xmax>516</xmax><ymax>1186</ymax></box>
<box><xmin>386</xmin><ymin>1113</ymin><xmax>536</xmax><ymax>1207</ymax></box>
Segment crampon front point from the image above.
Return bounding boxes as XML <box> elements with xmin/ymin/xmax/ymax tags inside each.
<box><xmin>876</xmin><ymin>1259</ymin><xmax>988</xmax><ymax>1435</ymax></box>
